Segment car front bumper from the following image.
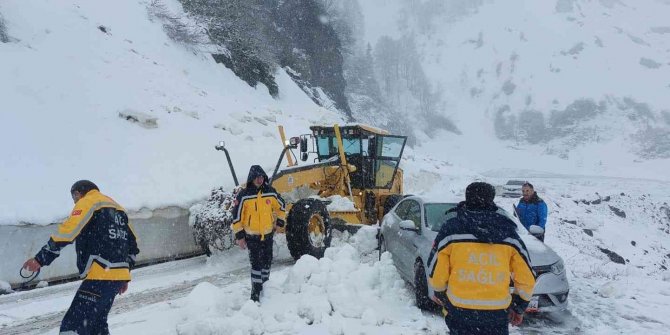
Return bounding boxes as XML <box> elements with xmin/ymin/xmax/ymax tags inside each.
<box><xmin>527</xmin><ymin>291</ymin><xmax>569</xmax><ymax>313</ymax></box>
<box><xmin>526</xmin><ymin>271</ymin><xmax>570</xmax><ymax>312</ymax></box>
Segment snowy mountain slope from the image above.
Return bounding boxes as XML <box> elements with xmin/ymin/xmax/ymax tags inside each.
<box><xmin>359</xmin><ymin>0</ymin><xmax>670</xmax><ymax>177</ymax></box>
<box><xmin>0</xmin><ymin>0</ymin><xmax>342</xmax><ymax>225</ymax></box>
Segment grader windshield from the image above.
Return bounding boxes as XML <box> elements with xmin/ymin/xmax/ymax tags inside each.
<box><xmin>311</xmin><ymin>125</ymin><xmax>406</xmax><ymax>189</ymax></box>
<box><xmin>315</xmin><ymin>136</ymin><xmax>363</xmax><ymax>157</ymax></box>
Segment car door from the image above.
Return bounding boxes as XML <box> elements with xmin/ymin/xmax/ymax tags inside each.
<box><xmin>396</xmin><ymin>200</ymin><xmax>422</xmax><ymax>278</ymax></box>
<box><xmin>383</xmin><ymin>199</ymin><xmax>412</xmax><ymax>272</ymax></box>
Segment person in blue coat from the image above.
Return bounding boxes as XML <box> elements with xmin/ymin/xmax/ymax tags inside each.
<box><xmin>516</xmin><ymin>182</ymin><xmax>548</xmax><ymax>241</ymax></box>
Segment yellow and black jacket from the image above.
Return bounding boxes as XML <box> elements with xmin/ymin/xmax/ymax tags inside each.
<box><xmin>35</xmin><ymin>190</ymin><xmax>139</xmax><ymax>281</ymax></box>
<box><xmin>428</xmin><ymin>202</ymin><xmax>535</xmax><ymax>318</ymax></box>
<box><xmin>231</xmin><ymin>165</ymin><xmax>286</xmax><ymax>241</ymax></box>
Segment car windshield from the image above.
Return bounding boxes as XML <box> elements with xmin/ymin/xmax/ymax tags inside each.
<box><xmin>423</xmin><ymin>203</ymin><xmax>527</xmax><ymax>235</ymax></box>
<box><xmin>425</xmin><ymin>203</ymin><xmax>456</xmax><ymax>232</ymax></box>
<box><xmin>506</xmin><ymin>180</ymin><xmax>525</xmax><ymax>186</ymax></box>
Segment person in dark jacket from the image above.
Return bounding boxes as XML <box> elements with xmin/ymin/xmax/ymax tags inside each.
<box><xmin>231</xmin><ymin>165</ymin><xmax>286</xmax><ymax>302</ymax></box>
<box><xmin>428</xmin><ymin>182</ymin><xmax>535</xmax><ymax>335</ymax></box>
<box><xmin>22</xmin><ymin>180</ymin><xmax>139</xmax><ymax>335</ymax></box>
<box><xmin>516</xmin><ymin>182</ymin><xmax>548</xmax><ymax>242</ymax></box>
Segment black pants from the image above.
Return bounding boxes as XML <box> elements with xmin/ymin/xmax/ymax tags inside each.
<box><xmin>247</xmin><ymin>234</ymin><xmax>273</xmax><ymax>293</ymax></box>
<box><xmin>60</xmin><ymin>280</ymin><xmax>126</xmax><ymax>335</ymax></box>
<box><xmin>445</xmin><ymin>306</ymin><xmax>509</xmax><ymax>335</ymax></box>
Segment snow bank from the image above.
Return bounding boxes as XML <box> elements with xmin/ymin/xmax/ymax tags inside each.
<box><xmin>323</xmin><ymin>195</ymin><xmax>358</xmax><ymax>212</ymax></box>
<box><xmin>345</xmin><ymin>226</ymin><xmax>380</xmax><ymax>256</ymax></box>
<box><xmin>176</xmin><ymin>229</ymin><xmax>434</xmax><ymax>335</ymax></box>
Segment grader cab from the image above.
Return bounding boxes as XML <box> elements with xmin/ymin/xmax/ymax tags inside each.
<box><xmin>204</xmin><ymin>124</ymin><xmax>407</xmax><ymax>260</ymax></box>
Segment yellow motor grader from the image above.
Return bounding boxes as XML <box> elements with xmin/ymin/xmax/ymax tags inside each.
<box><xmin>199</xmin><ymin>124</ymin><xmax>407</xmax><ymax>260</ymax></box>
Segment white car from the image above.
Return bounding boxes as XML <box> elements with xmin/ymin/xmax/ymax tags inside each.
<box><xmin>500</xmin><ymin>180</ymin><xmax>525</xmax><ymax>198</ymax></box>
<box><xmin>379</xmin><ymin>196</ymin><xmax>569</xmax><ymax>312</ymax></box>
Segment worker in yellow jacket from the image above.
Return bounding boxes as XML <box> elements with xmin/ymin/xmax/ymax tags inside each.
<box><xmin>23</xmin><ymin>180</ymin><xmax>139</xmax><ymax>334</ymax></box>
<box><xmin>428</xmin><ymin>182</ymin><xmax>535</xmax><ymax>335</ymax></box>
<box><xmin>231</xmin><ymin>165</ymin><xmax>286</xmax><ymax>302</ymax></box>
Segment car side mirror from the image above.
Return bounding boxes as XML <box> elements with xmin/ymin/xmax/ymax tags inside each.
<box><xmin>399</xmin><ymin>220</ymin><xmax>419</xmax><ymax>232</ymax></box>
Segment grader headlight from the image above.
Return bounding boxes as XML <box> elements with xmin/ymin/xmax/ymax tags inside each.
<box><xmin>288</xmin><ymin>136</ymin><xmax>300</xmax><ymax>149</ymax></box>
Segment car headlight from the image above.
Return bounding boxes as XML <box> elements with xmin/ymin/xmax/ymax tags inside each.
<box><xmin>550</xmin><ymin>260</ymin><xmax>565</xmax><ymax>275</ymax></box>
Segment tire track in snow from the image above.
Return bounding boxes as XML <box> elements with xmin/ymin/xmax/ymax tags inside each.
<box><xmin>0</xmin><ymin>259</ymin><xmax>292</xmax><ymax>335</ymax></box>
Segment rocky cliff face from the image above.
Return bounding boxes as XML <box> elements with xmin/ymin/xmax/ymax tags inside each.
<box><xmin>180</xmin><ymin>0</ymin><xmax>351</xmax><ymax>118</ymax></box>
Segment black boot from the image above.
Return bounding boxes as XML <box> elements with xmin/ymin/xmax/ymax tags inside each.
<box><xmin>250</xmin><ymin>282</ymin><xmax>262</xmax><ymax>302</ymax></box>
<box><xmin>250</xmin><ymin>290</ymin><xmax>260</xmax><ymax>302</ymax></box>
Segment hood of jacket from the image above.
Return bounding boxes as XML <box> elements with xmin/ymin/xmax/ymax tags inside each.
<box><xmin>451</xmin><ymin>201</ymin><xmax>520</xmax><ymax>243</ymax></box>
<box><xmin>245</xmin><ymin>165</ymin><xmax>269</xmax><ymax>192</ymax></box>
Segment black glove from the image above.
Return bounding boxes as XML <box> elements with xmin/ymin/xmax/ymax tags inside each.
<box><xmin>127</xmin><ymin>254</ymin><xmax>137</xmax><ymax>269</ymax></box>
<box><xmin>434</xmin><ymin>290</ymin><xmax>448</xmax><ymax>307</ymax></box>
<box><xmin>510</xmin><ymin>294</ymin><xmax>528</xmax><ymax>314</ymax></box>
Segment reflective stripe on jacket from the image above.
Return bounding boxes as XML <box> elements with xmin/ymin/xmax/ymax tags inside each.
<box><xmin>231</xmin><ymin>189</ymin><xmax>286</xmax><ymax>240</ymax></box>
<box><xmin>35</xmin><ymin>190</ymin><xmax>140</xmax><ymax>280</ymax></box>
<box><xmin>231</xmin><ymin>165</ymin><xmax>286</xmax><ymax>241</ymax></box>
<box><xmin>428</xmin><ymin>205</ymin><xmax>535</xmax><ymax>311</ymax></box>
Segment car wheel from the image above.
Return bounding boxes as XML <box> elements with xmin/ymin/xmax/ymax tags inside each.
<box><xmin>414</xmin><ymin>261</ymin><xmax>438</xmax><ymax>311</ymax></box>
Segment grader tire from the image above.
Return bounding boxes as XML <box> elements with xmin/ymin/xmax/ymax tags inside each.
<box><xmin>286</xmin><ymin>199</ymin><xmax>332</xmax><ymax>260</ymax></box>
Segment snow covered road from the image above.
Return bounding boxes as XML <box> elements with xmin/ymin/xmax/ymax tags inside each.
<box><xmin>0</xmin><ymin>254</ymin><xmax>293</xmax><ymax>335</ymax></box>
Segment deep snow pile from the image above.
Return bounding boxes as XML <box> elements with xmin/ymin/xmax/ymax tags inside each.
<box><xmin>175</xmin><ymin>227</ymin><xmax>443</xmax><ymax>335</ymax></box>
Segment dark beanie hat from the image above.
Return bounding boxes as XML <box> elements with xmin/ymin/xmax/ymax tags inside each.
<box><xmin>71</xmin><ymin>180</ymin><xmax>99</xmax><ymax>195</ymax></box>
<box><xmin>465</xmin><ymin>182</ymin><xmax>496</xmax><ymax>209</ymax></box>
